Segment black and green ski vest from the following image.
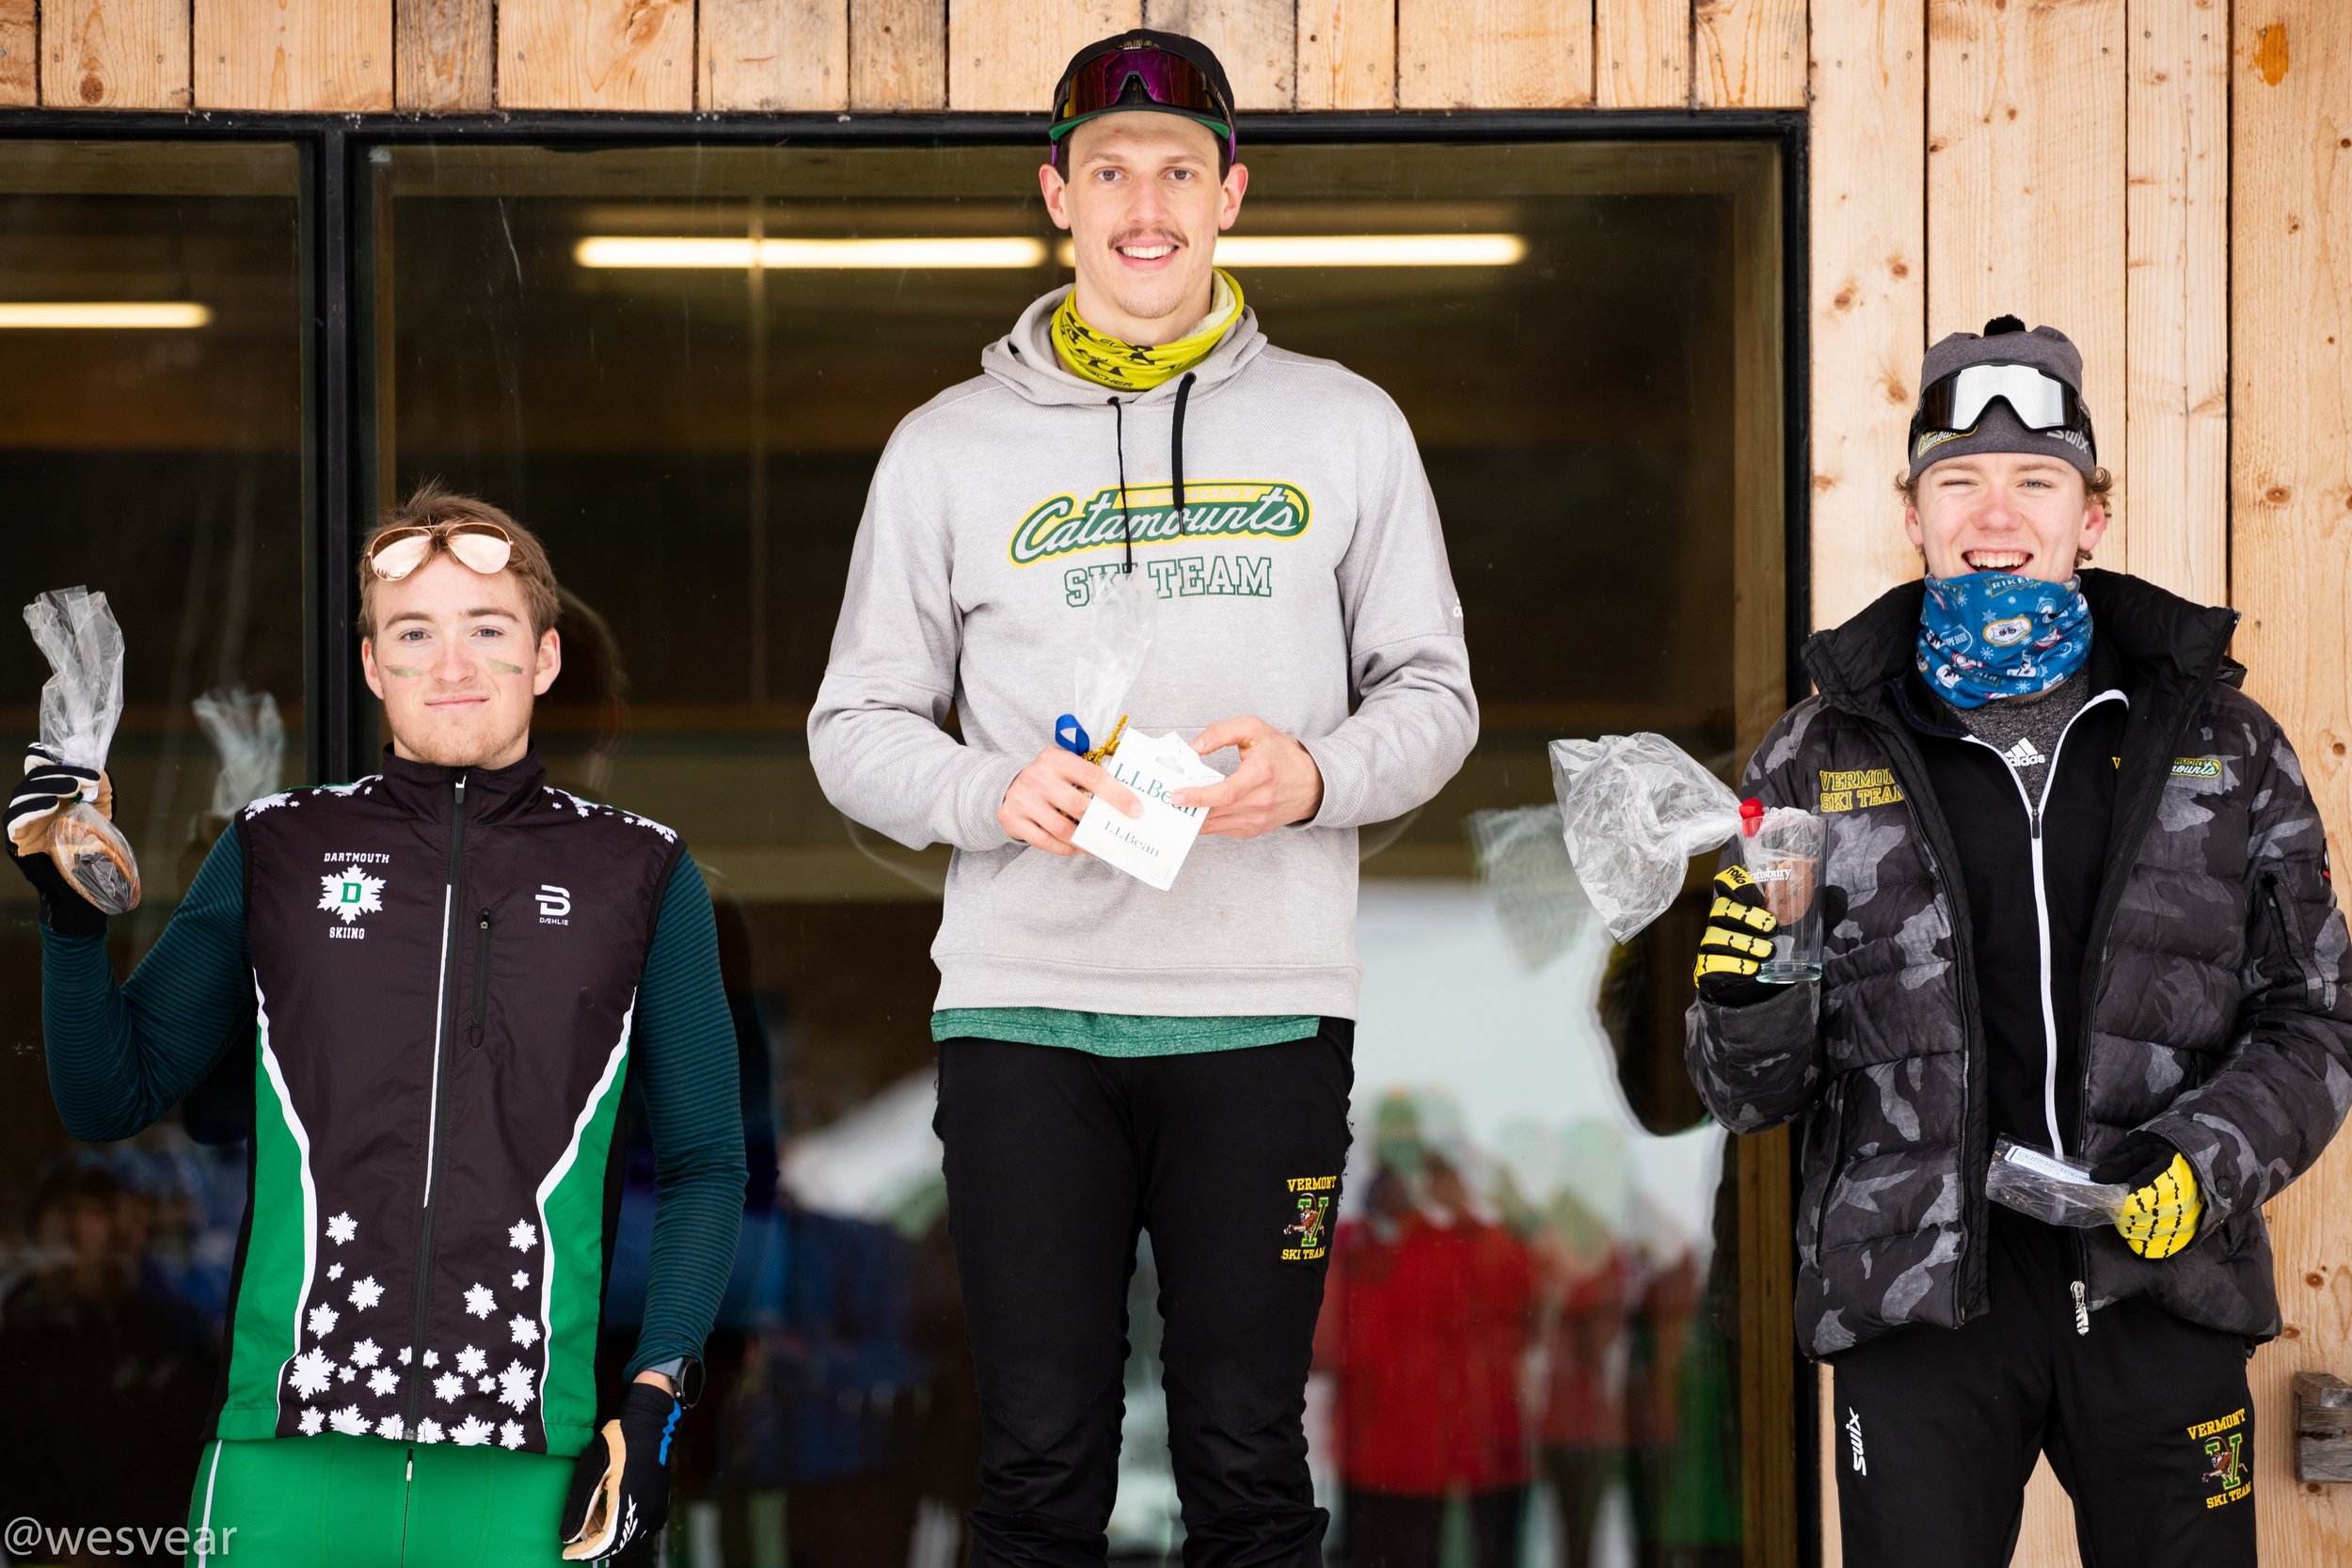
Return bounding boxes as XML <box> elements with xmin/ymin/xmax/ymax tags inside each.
<box><xmin>212</xmin><ymin>749</ymin><xmax>682</xmax><ymax>1456</ymax></box>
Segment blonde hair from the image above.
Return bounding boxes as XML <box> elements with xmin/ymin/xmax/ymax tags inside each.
<box><xmin>358</xmin><ymin>483</ymin><xmax>561</xmax><ymax>641</ymax></box>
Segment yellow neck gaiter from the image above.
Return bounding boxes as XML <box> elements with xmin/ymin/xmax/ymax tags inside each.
<box><xmin>1052</xmin><ymin>270</ymin><xmax>1245</xmax><ymax>392</ymax></box>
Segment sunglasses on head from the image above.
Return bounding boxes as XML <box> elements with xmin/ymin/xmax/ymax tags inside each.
<box><xmin>1051</xmin><ymin>41</ymin><xmax>1234</xmax><ymax>162</ymax></box>
<box><xmin>366</xmin><ymin>520</ymin><xmax>516</xmax><ymax>582</ymax></box>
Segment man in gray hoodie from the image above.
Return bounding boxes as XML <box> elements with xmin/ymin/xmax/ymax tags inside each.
<box><xmin>808</xmin><ymin>29</ymin><xmax>1477</xmax><ymax>1568</ymax></box>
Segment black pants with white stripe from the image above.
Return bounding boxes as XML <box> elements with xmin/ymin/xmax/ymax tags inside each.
<box><xmin>1827</xmin><ymin>1209</ymin><xmax>2255</xmax><ymax>1568</ymax></box>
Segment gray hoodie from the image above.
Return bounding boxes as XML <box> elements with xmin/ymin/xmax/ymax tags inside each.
<box><xmin>808</xmin><ymin>287</ymin><xmax>1478</xmax><ymax>1017</ymax></box>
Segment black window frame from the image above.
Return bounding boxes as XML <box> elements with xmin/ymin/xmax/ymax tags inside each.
<box><xmin>0</xmin><ymin>103</ymin><xmax>1815</xmax><ymax>1567</ymax></box>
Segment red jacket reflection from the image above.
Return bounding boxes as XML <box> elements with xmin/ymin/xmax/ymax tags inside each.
<box><xmin>1313</xmin><ymin>1208</ymin><xmax>1535</xmax><ymax>1496</ymax></box>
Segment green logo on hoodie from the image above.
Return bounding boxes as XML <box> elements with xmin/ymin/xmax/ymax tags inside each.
<box><xmin>1009</xmin><ymin>480</ymin><xmax>1311</xmax><ymax>565</ymax></box>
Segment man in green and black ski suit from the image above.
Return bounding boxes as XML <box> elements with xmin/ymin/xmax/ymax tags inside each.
<box><xmin>8</xmin><ymin>485</ymin><xmax>748</xmax><ymax>1566</ymax></box>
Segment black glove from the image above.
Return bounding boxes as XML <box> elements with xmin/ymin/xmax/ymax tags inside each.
<box><xmin>2091</xmin><ymin>1131</ymin><xmax>2203</xmax><ymax>1259</ymax></box>
<box><xmin>2089</xmin><ymin>1131</ymin><xmax>2179</xmax><ymax>1192</ymax></box>
<box><xmin>7</xmin><ymin>745</ymin><xmax>109</xmax><ymax>938</ymax></box>
<box><xmin>1692</xmin><ymin>865</ymin><xmax>1779</xmax><ymax>1007</ymax></box>
<box><xmin>559</xmin><ymin>1382</ymin><xmax>681</xmax><ymax>1563</ymax></box>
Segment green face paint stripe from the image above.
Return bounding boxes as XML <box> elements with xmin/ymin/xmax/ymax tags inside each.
<box><xmin>381</xmin><ymin>665</ymin><xmax>428</xmax><ymax>678</ymax></box>
<box><xmin>485</xmin><ymin>658</ymin><xmax>526</xmax><ymax>675</ymax></box>
<box><xmin>532</xmin><ymin>1009</ymin><xmax>634</xmax><ymax>1452</ymax></box>
<box><xmin>219</xmin><ymin>1004</ymin><xmax>318</xmax><ymax>1438</ymax></box>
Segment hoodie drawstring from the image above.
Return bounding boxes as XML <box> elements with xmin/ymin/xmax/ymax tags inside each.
<box><xmin>1106</xmin><ymin>370</ymin><xmax>1198</xmax><ymax>578</ymax></box>
<box><xmin>1170</xmin><ymin>371</ymin><xmax>1195</xmax><ymax>524</ymax></box>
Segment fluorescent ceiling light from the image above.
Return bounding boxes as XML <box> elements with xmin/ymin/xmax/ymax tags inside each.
<box><xmin>575</xmin><ymin>236</ymin><xmax>1050</xmax><ymax>270</ymax></box>
<box><xmin>0</xmin><ymin>301</ymin><xmax>212</xmax><ymax>328</ymax></box>
<box><xmin>1060</xmin><ymin>233</ymin><xmax>1528</xmax><ymax>268</ymax></box>
<box><xmin>574</xmin><ymin>232</ymin><xmax>1529</xmax><ymax>272</ymax></box>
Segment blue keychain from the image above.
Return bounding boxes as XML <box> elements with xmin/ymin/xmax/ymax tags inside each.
<box><xmin>1053</xmin><ymin>712</ymin><xmax>1127</xmax><ymax>764</ymax></box>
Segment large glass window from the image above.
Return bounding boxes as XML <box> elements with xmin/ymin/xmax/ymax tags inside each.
<box><xmin>0</xmin><ymin>128</ymin><xmax>1788</xmax><ymax>1568</ymax></box>
<box><xmin>0</xmin><ymin>140</ymin><xmax>307</xmax><ymax>1545</ymax></box>
<box><xmin>370</xmin><ymin>136</ymin><xmax>1784</xmax><ymax>1568</ymax></box>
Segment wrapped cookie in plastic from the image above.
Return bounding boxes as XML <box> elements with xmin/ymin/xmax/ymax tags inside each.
<box><xmin>23</xmin><ymin>587</ymin><xmax>141</xmax><ymax>913</ymax></box>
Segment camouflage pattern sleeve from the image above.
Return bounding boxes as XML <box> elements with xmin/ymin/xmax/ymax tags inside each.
<box><xmin>2147</xmin><ymin>716</ymin><xmax>2352</xmax><ymax>1235</ymax></box>
<box><xmin>1682</xmin><ymin>704</ymin><xmax>1829</xmax><ymax>1133</ymax></box>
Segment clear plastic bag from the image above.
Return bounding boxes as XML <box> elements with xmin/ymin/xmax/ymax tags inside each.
<box><xmin>1060</xmin><ymin>565</ymin><xmax>1159</xmax><ymax>760</ymax></box>
<box><xmin>1465</xmin><ymin>804</ymin><xmax>1593</xmax><ymax>974</ymax></box>
<box><xmin>1549</xmin><ymin>733</ymin><xmax>1747</xmax><ymax>943</ymax></box>
<box><xmin>24</xmin><ymin>586</ymin><xmax>141</xmax><ymax>913</ymax></box>
<box><xmin>1985</xmin><ymin>1137</ymin><xmax>2129</xmax><ymax>1227</ymax></box>
<box><xmin>192</xmin><ymin>686</ymin><xmax>286</xmax><ymax>817</ymax></box>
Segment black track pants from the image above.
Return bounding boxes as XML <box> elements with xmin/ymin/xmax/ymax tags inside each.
<box><xmin>935</xmin><ymin>1027</ymin><xmax>1355</xmax><ymax>1568</ymax></box>
<box><xmin>1828</xmin><ymin>1211</ymin><xmax>2256</xmax><ymax>1568</ymax></box>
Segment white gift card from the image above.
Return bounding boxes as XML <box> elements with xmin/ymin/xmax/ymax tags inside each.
<box><xmin>1070</xmin><ymin>731</ymin><xmax>1226</xmax><ymax>892</ymax></box>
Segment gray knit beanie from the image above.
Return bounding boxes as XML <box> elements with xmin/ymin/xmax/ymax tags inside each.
<box><xmin>1908</xmin><ymin>315</ymin><xmax>2098</xmax><ymax>481</ymax></box>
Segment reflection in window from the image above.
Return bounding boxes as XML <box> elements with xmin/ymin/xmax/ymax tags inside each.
<box><xmin>365</xmin><ymin>137</ymin><xmax>1784</xmax><ymax>1568</ymax></box>
<box><xmin>0</xmin><ymin>141</ymin><xmax>306</xmax><ymax>1545</ymax></box>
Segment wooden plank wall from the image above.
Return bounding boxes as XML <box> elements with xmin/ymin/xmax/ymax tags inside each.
<box><xmin>0</xmin><ymin>0</ymin><xmax>36</xmax><ymax>103</ymax></box>
<box><xmin>1926</xmin><ymin>0</ymin><xmax>2129</xmax><ymax>565</ymax></box>
<box><xmin>2232</xmin><ymin>6</ymin><xmax>2352</xmax><ymax>1560</ymax></box>
<box><xmin>4</xmin><ymin>1</ymin><xmax>2349</xmax><ymax>1565</ymax></box>
<box><xmin>0</xmin><ymin>0</ymin><xmax>1819</xmax><ymax>114</ymax></box>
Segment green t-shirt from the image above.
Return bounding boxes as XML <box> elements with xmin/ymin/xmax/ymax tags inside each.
<box><xmin>931</xmin><ymin>1007</ymin><xmax>1321</xmax><ymax>1058</ymax></box>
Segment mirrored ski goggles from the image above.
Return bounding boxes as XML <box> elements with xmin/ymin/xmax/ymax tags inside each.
<box><xmin>366</xmin><ymin>520</ymin><xmax>516</xmax><ymax>581</ymax></box>
<box><xmin>1910</xmin><ymin>362</ymin><xmax>2097</xmax><ymax>462</ymax></box>
<box><xmin>1050</xmin><ymin>45</ymin><xmax>1233</xmax><ymax>156</ymax></box>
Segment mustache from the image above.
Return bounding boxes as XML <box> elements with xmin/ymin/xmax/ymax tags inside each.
<box><xmin>1107</xmin><ymin>230</ymin><xmax>1185</xmax><ymax>250</ymax></box>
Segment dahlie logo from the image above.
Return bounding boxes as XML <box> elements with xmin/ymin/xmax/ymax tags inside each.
<box><xmin>320</xmin><ymin>865</ymin><xmax>387</xmax><ymax>924</ymax></box>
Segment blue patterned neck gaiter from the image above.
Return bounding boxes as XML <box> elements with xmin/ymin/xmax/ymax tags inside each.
<box><xmin>1915</xmin><ymin>571</ymin><xmax>2092</xmax><ymax>708</ymax></box>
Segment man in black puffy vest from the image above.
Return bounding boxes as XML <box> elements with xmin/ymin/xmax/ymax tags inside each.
<box><xmin>1686</xmin><ymin>319</ymin><xmax>2352</xmax><ymax>1567</ymax></box>
<box><xmin>8</xmin><ymin>485</ymin><xmax>747</xmax><ymax>1567</ymax></box>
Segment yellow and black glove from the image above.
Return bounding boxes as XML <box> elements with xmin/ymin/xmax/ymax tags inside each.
<box><xmin>1692</xmin><ymin>866</ymin><xmax>1779</xmax><ymax>1007</ymax></box>
<box><xmin>2091</xmin><ymin>1133</ymin><xmax>2203</xmax><ymax>1259</ymax></box>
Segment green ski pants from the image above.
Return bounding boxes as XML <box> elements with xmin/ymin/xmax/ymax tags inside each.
<box><xmin>182</xmin><ymin>1433</ymin><xmax>577</xmax><ymax>1567</ymax></box>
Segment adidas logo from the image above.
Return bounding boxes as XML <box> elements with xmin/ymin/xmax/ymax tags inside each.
<box><xmin>2001</xmin><ymin>736</ymin><xmax>2044</xmax><ymax>770</ymax></box>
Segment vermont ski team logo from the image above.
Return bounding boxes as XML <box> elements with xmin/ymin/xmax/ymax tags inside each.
<box><xmin>1009</xmin><ymin>480</ymin><xmax>1310</xmax><ymax>565</ymax></box>
<box><xmin>2188</xmin><ymin>1406</ymin><xmax>2250</xmax><ymax>1509</ymax></box>
<box><xmin>320</xmin><ymin>864</ymin><xmax>386</xmax><ymax>925</ymax></box>
<box><xmin>1817</xmin><ymin>767</ymin><xmax>1907</xmax><ymax>814</ymax></box>
<box><xmin>1281</xmin><ymin>1175</ymin><xmax>1337</xmax><ymax>1261</ymax></box>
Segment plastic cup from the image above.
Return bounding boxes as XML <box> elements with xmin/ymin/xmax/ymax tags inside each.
<box><xmin>1740</xmin><ymin>808</ymin><xmax>1822</xmax><ymax>984</ymax></box>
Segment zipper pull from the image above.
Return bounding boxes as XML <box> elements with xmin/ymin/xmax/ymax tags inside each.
<box><xmin>2071</xmin><ymin>1279</ymin><xmax>2090</xmax><ymax>1336</ymax></box>
<box><xmin>469</xmin><ymin>908</ymin><xmax>492</xmax><ymax>1047</ymax></box>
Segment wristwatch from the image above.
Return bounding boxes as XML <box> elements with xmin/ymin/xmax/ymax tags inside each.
<box><xmin>643</xmin><ymin>1354</ymin><xmax>703</xmax><ymax>1405</ymax></box>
